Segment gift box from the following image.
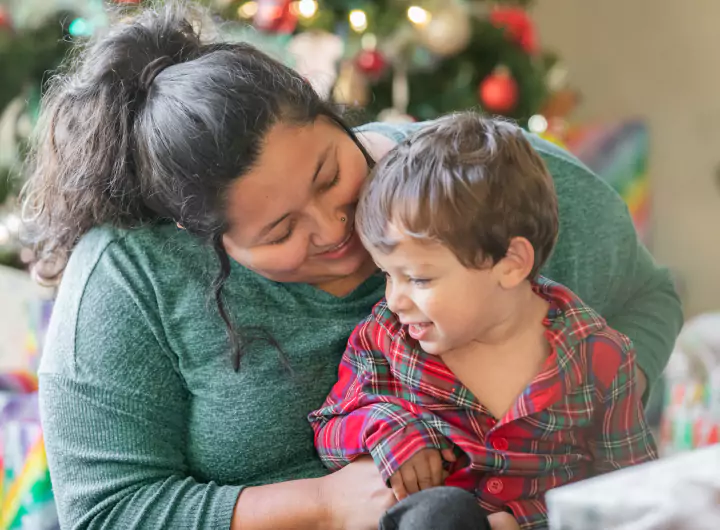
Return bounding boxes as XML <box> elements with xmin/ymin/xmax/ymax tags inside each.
<box><xmin>1</xmin><ymin>266</ymin><xmax>57</xmax><ymax>529</ymax></box>
<box><xmin>659</xmin><ymin>314</ymin><xmax>720</xmax><ymax>455</ymax></box>
<box><xmin>0</xmin><ymin>385</ymin><xmax>58</xmax><ymax>530</ymax></box>
<box><xmin>0</xmin><ymin>265</ymin><xmax>54</xmax><ymax>375</ymax></box>
<box><xmin>546</xmin><ymin>445</ymin><xmax>720</xmax><ymax>530</ymax></box>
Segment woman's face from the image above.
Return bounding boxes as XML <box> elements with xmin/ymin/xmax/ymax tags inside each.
<box><xmin>223</xmin><ymin>117</ymin><xmax>373</xmax><ymax>286</ymax></box>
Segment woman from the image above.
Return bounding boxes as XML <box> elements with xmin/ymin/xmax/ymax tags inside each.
<box><xmin>25</xmin><ymin>3</ymin><xmax>682</xmax><ymax>530</ymax></box>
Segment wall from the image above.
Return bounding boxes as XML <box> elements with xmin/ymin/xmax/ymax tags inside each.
<box><xmin>534</xmin><ymin>0</ymin><xmax>720</xmax><ymax>317</ymax></box>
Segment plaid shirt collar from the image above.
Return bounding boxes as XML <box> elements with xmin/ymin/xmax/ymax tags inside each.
<box><xmin>375</xmin><ymin>276</ymin><xmax>608</xmax><ymax>425</ymax></box>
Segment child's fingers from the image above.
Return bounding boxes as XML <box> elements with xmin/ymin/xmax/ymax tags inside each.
<box><xmin>427</xmin><ymin>450</ymin><xmax>445</xmax><ymax>487</ymax></box>
<box><xmin>441</xmin><ymin>447</ymin><xmax>457</xmax><ymax>462</ymax></box>
<box><xmin>389</xmin><ymin>473</ymin><xmax>408</xmax><ymax>501</ymax></box>
<box><xmin>400</xmin><ymin>463</ymin><xmax>420</xmax><ymax>495</ymax></box>
<box><xmin>415</xmin><ymin>456</ymin><xmax>435</xmax><ymax>491</ymax></box>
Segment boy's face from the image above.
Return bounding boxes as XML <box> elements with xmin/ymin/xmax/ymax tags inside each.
<box><xmin>367</xmin><ymin>225</ymin><xmax>505</xmax><ymax>356</ymax></box>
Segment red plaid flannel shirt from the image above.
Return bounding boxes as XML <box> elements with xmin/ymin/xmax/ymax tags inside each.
<box><xmin>309</xmin><ymin>277</ymin><xmax>658</xmax><ymax>530</ymax></box>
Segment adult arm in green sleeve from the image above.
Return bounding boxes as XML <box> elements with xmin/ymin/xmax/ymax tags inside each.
<box><xmin>39</xmin><ymin>252</ymin><xmax>243</xmax><ymax>530</ymax></box>
<box><xmin>597</xmin><ymin>207</ymin><xmax>683</xmax><ymax>392</ymax></box>
<box><xmin>531</xmin><ymin>137</ymin><xmax>683</xmax><ymax>397</ymax></box>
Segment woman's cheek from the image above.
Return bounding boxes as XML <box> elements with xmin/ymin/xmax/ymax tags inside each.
<box><xmin>246</xmin><ymin>238</ymin><xmax>309</xmax><ymax>274</ymax></box>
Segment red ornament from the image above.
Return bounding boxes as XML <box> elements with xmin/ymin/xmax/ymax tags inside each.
<box><xmin>0</xmin><ymin>6</ymin><xmax>12</xmax><ymax>30</ymax></box>
<box><xmin>254</xmin><ymin>0</ymin><xmax>297</xmax><ymax>33</ymax></box>
<box><xmin>489</xmin><ymin>7</ymin><xmax>538</xmax><ymax>55</ymax></box>
<box><xmin>355</xmin><ymin>49</ymin><xmax>387</xmax><ymax>78</ymax></box>
<box><xmin>479</xmin><ymin>68</ymin><xmax>518</xmax><ymax>114</ymax></box>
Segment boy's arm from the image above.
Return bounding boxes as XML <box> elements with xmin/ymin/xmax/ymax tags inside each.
<box><xmin>309</xmin><ymin>316</ymin><xmax>449</xmax><ymax>482</ymax></box>
<box><xmin>587</xmin><ymin>331</ymin><xmax>658</xmax><ymax>474</ymax></box>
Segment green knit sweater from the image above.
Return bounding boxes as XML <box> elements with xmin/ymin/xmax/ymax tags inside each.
<box><xmin>39</xmin><ymin>122</ymin><xmax>682</xmax><ymax>530</ymax></box>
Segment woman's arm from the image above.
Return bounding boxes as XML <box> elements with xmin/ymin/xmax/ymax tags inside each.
<box><xmin>529</xmin><ymin>136</ymin><xmax>683</xmax><ymax>397</ymax></box>
<box><xmin>40</xmin><ymin>235</ymin><xmax>392</xmax><ymax>530</ymax></box>
<box><xmin>232</xmin><ymin>457</ymin><xmax>394</xmax><ymax>530</ymax></box>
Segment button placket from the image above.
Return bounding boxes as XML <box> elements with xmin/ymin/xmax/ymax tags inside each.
<box><xmin>492</xmin><ymin>437</ymin><xmax>509</xmax><ymax>451</ymax></box>
<box><xmin>486</xmin><ymin>477</ymin><xmax>504</xmax><ymax>495</ymax></box>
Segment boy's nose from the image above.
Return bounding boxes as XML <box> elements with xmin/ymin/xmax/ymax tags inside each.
<box><xmin>386</xmin><ymin>284</ymin><xmax>413</xmax><ymax>314</ymax></box>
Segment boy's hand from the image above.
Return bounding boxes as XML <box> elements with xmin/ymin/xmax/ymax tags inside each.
<box><xmin>487</xmin><ymin>512</ymin><xmax>521</xmax><ymax>530</ymax></box>
<box><xmin>388</xmin><ymin>447</ymin><xmax>456</xmax><ymax>500</ymax></box>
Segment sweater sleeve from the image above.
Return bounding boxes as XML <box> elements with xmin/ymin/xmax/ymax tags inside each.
<box><xmin>38</xmin><ymin>239</ymin><xmax>241</xmax><ymax>530</ymax></box>
<box><xmin>528</xmin><ymin>137</ymin><xmax>683</xmax><ymax>396</ymax></box>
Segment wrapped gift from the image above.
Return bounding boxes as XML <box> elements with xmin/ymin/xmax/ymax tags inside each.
<box><xmin>0</xmin><ymin>385</ymin><xmax>58</xmax><ymax>530</ymax></box>
<box><xmin>660</xmin><ymin>314</ymin><xmax>720</xmax><ymax>455</ymax></box>
<box><xmin>0</xmin><ymin>265</ymin><xmax>54</xmax><ymax>374</ymax></box>
<box><xmin>547</xmin><ymin>445</ymin><xmax>720</xmax><ymax>530</ymax></box>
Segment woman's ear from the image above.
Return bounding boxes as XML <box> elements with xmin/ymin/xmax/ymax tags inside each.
<box><xmin>496</xmin><ymin>237</ymin><xmax>535</xmax><ymax>289</ymax></box>
<box><xmin>176</xmin><ymin>222</ymin><xmax>184</xmax><ymax>230</ymax></box>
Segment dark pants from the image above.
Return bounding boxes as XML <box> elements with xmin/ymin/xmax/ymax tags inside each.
<box><xmin>379</xmin><ymin>487</ymin><xmax>491</xmax><ymax>530</ymax></box>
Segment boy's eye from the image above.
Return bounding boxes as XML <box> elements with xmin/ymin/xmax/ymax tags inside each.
<box><xmin>410</xmin><ymin>278</ymin><xmax>432</xmax><ymax>286</ymax></box>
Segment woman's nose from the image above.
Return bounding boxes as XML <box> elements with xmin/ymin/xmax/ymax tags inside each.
<box><xmin>308</xmin><ymin>203</ymin><xmax>347</xmax><ymax>249</ymax></box>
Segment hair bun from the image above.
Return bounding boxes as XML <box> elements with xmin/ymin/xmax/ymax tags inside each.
<box><xmin>139</xmin><ymin>55</ymin><xmax>175</xmax><ymax>91</ymax></box>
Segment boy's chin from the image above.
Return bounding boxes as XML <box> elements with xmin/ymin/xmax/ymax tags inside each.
<box><xmin>419</xmin><ymin>340</ymin><xmax>452</xmax><ymax>356</ymax></box>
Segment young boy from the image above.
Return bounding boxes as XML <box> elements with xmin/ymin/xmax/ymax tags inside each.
<box><xmin>308</xmin><ymin>112</ymin><xmax>658</xmax><ymax>530</ymax></box>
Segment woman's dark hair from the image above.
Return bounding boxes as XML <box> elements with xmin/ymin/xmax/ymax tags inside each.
<box><xmin>21</xmin><ymin>1</ymin><xmax>372</xmax><ymax>371</ymax></box>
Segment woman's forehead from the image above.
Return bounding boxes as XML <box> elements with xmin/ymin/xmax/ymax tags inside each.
<box><xmin>223</xmin><ymin>120</ymin><xmax>338</xmax><ymax>243</ymax></box>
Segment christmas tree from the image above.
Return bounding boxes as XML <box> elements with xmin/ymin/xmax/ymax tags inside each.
<box><xmin>0</xmin><ymin>0</ymin><xmax>574</xmax><ymax>268</ymax></box>
<box><xmin>212</xmin><ymin>0</ymin><xmax>566</xmax><ymax>124</ymax></box>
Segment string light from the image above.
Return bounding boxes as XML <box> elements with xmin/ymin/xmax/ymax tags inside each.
<box><xmin>0</xmin><ymin>224</ymin><xmax>9</xmax><ymax>246</ymax></box>
<box><xmin>407</xmin><ymin>6</ymin><xmax>430</xmax><ymax>26</ymax></box>
<box><xmin>349</xmin><ymin>9</ymin><xmax>368</xmax><ymax>32</ymax></box>
<box><xmin>4</xmin><ymin>214</ymin><xmax>21</xmax><ymax>233</ymax></box>
<box><xmin>237</xmin><ymin>1</ymin><xmax>258</xmax><ymax>19</ymax></box>
<box><xmin>68</xmin><ymin>18</ymin><xmax>92</xmax><ymax>37</ymax></box>
<box><xmin>361</xmin><ymin>33</ymin><xmax>377</xmax><ymax>50</ymax></box>
<box><xmin>528</xmin><ymin>115</ymin><xmax>548</xmax><ymax>134</ymax></box>
<box><xmin>295</xmin><ymin>0</ymin><xmax>318</xmax><ymax>19</ymax></box>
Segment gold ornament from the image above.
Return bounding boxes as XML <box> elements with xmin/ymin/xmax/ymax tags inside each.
<box><xmin>418</xmin><ymin>5</ymin><xmax>471</xmax><ymax>57</ymax></box>
<box><xmin>332</xmin><ymin>61</ymin><xmax>370</xmax><ymax>107</ymax></box>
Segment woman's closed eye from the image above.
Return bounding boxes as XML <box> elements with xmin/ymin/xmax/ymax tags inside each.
<box><xmin>321</xmin><ymin>171</ymin><xmax>340</xmax><ymax>192</ymax></box>
<box><xmin>268</xmin><ymin>220</ymin><xmax>296</xmax><ymax>245</ymax></box>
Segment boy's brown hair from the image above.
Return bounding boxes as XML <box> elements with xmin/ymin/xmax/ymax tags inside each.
<box><xmin>356</xmin><ymin>111</ymin><xmax>559</xmax><ymax>277</ymax></box>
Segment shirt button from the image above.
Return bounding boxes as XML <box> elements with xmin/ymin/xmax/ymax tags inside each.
<box><xmin>492</xmin><ymin>437</ymin><xmax>509</xmax><ymax>451</ymax></box>
<box><xmin>486</xmin><ymin>478</ymin><xmax>504</xmax><ymax>495</ymax></box>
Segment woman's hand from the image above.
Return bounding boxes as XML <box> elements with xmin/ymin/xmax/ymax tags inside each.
<box><xmin>487</xmin><ymin>512</ymin><xmax>521</xmax><ymax>530</ymax></box>
<box><xmin>318</xmin><ymin>456</ymin><xmax>396</xmax><ymax>530</ymax></box>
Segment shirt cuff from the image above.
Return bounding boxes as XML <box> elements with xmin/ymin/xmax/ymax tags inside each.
<box><xmin>368</xmin><ymin>422</ymin><xmax>448</xmax><ymax>483</ymax></box>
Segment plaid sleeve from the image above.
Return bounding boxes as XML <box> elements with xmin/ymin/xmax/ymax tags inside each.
<box><xmin>308</xmin><ymin>316</ymin><xmax>448</xmax><ymax>482</ymax></box>
<box><xmin>588</xmin><ymin>331</ymin><xmax>658</xmax><ymax>474</ymax></box>
<box><xmin>505</xmin><ymin>499</ymin><xmax>548</xmax><ymax>530</ymax></box>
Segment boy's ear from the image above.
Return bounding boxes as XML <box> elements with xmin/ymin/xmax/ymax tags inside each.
<box><xmin>497</xmin><ymin>237</ymin><xmax>535</xmax><ymax>289</ymax></box>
